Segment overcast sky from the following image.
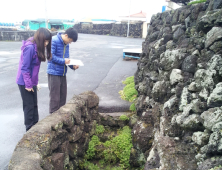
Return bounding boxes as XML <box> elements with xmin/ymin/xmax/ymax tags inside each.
<box><xmin>0</xmin><ymin>0</ymin><xmax>178</xmax><ymax>23</ymax></box>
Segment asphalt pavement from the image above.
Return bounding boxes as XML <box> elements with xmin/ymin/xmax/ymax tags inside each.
<box><xmin>0</xmin><ymin>33</ymin><xmax>143</xmax><ymax>169</ymax></box>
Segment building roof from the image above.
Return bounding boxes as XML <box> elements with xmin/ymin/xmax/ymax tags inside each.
<box><xmin>130</xmin><ymin>11</ymin><xmax>146</xmax><ymax>18</ymax></box>
<box><xmin>22</xmin><ymin>18</ymin><xmax>74</xmax><ymax>25</ymax></box>
<box><xmin>120</xmin><ymin>11</ymin><xmax>147</xmax><ymax>18</ymax></box>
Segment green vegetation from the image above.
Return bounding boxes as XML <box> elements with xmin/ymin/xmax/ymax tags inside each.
<box><xmin>188</xmin><ymin>0</ymin><xmax>206</xmax><ymax>5</ymax></box>
<box><xmin>95</xmin><ymin>124</ymin><xmax>105</xmax><ymax>134</ymax></box>
<box><xmin>83</xmin><ymin>161</ymin><xmax>100</xmax><ymax>170</ymax></box>
<box><xmin>86</xmin><ymin>135</ymin><xmax>100</xmax><ymax>159</ymax></box>
<box><xmin>84</xmin><ymin>126</ymin><xmax>133</xmax><ymax>169</ymax></box>
<box><xmin>119</xmin><ymin>76</ymin><xmax>138</xmax><ymax>112</ymax></box>
<box><xmin>209</xmin><ymin>165</ymin><xmax>222</xmax><ymax>170</ymax></box>
<box><xmin>119</xmin><ymin>115</ymin><xmax>129</xmax><ymax>121</ymax></box>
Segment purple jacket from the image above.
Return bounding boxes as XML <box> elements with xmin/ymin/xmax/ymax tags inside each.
<box><xmin>16</xmin><ymin>38</ymin><xmax>41</xmax><ymax>88</ymax></box>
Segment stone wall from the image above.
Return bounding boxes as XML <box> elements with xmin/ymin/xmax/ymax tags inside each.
<box><xmin>0</xmin><ymin>31</ymin><xmax>57</xmax><ymax>41</ymax></box>
<box><xmin>74</xmin><ymin>23</ymin><xmax>143</xmax><ymax>38</ymax></box>
<box><xmin>0</xmin><ymin>31</ymin><xmax>35</xmax><ymax>41</ymax></box>
<box><xmin>132</xmin><ymin>0</ymin><xmax>222</xmax><ymax>169</ymax></box>
<box><xmin>8</xmin><ymin>91</ymin><xmax>100</xmax><ymax>170</ymax></box>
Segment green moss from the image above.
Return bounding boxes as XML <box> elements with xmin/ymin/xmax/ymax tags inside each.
<box><xmin>85</xmin><ymin>126</ymin><xmax>133</xmax><ymax>169</ymax></box>
<box><xmin>85</xmin><ymin>135</ymin><xmax>100</xmax><ymax>159</ymax></box>
<box><xmin>188</xmin><ymin>0</ymin><xmax>206</xmax><ymax>5</ymax></box>
<box><xmin>119</xmin><ymin>115</ymin><xmax>129</xmax><ymax>121</ymax></box>
<box><xmin>95</xmin><ymin>124</ymin><xmax>105</xmax><ymax>134</ymax></box>
<box><xmin>130</xmin><ymin>103</ymin><xmax>136</xmax><ymax>112</ymax></box>
<box><xmin>119</xmin><ymin>76</ymin><xmax>138</xmax><ymax>112</ymax></box>
<box><xmin>84</xmin><ymin>161</ymin><xmax>100</xmax><ymax>170</ymax></box>
<box><xmin>122</xmin><ymin>76</ymin><xmax>134</xmax><ymax>85</ymax></box>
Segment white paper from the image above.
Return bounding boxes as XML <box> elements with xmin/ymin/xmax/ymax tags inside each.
<box><xmin>66</xmin><ymin>59</ymin><xmax>84</xmax><ymax>66</ymax></box>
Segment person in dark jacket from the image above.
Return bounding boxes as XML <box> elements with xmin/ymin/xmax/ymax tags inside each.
<box><xmin>47</xmin><ymin>27</ymin><xmax>78</xmax><ymax>114</ymax></box>
<box><xmin>16</xmin><ymin>28</ymin><xmax>52</xmax><ymax>131</ymax></box>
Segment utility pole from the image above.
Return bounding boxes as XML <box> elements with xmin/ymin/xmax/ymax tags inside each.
<box><xmin>45</xmin><ymin>0</ymin><xmax>48</xmax><ymax>29</ymax></box>
<box><xmin>127</xmin><ymin>0</ymin><xmax>131</xmax><ymax>37</ymax></box>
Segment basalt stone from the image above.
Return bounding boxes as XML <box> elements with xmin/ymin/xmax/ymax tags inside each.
<box><xmin>159</xmin><ymin>49</ymin><xmax>187</xmax><ymax>71</ymax></box>
<box><xmin>163</xmin><ymin>27</ymin><xmax>172</xmax><ymax>34</ymax></box>
<box><xmin>129</xmin><ymin>114</ymin><xmax>139</xmax><ymax>129</ymax></box>
<box><xmin>206</xmin><ymin>131</ymin><xmax>222</xmax><ymax>155</ymax></box>
<box><xmin>192</xmin><ymin>131</ymin><xmax>210</xmax><ymax>146</ymax></box>
<box><xmin>172</xmin><ymin>9</ymin><xmax>180</xmax><ymax>25</ymax></box>
<box><xmin>165</xmin><ymin>14</ymin><xmax>173</xmax><ymax>25</ymax></box>
<box><xmin>197</xmin><ymin>9</ymin><xmax>222</xmax><ymax>33</ymax></box>
<box><xmin>42</xmin><ymin>156</ymin><xmax>54</xmax><ymax>170</ymax></box>
<box><xmin>135</xmin><ymin>95</ymin><xmax>147</xmax><ymax>117</ymax></box>
<box><xmin>199</xmin><ymin>49</ymin><xmax>215</xmax><ymax>64</ymax></box>
<box><xmin>154</xmin><ymin>133</ymin><xmax>198</xmax><ymax>170</ymax></box>
<box><xmin>154</xmin><ymin>45</ymin><xmax>166</xmax><ymax>57</ymax></box>
<box><xmin>201</xmin><ymin>107</ymin><xmax>222</xmax><ymax>131</ymax></box>
<box><xmin>149</xmin><ymin>31</ymin><xmax>160</xmax><ymax>42</ymax></box>
<box><xmin>132</xmin><ymin>120</ymin><xmax>155</xmax><ymax>152</ymax></box>
<box><xmin>181</xmin><ymin>55</ymin><xmax>198</xmax><ymax>73</ymax></box>
<box><xmin>68</xmin><ymin>125</ymin><xmax>83</xmax><ymax>142</ymax></box>
<box><xmin>213</xmin><ymin>0</ymin><xmax>222</xmax><ymax>10</ymax></box>
<box><xmin>143</xmin><ymin>70</ymin><xmax>159</xmax><ymax>82</ymax></box>
<box><xmin>166</xmin><ymin>40</ymin><xmax>176</xmax><ymax>50</ymax></box>
<box><xmin>151</xmin><ymin>81</ymin><xmax>171</xmax><ymax>103</ymax></box>
<box><xmin>210</xmin><ymin>41</ymin><xmax>222</xmax><ymax>54</ymax></box>
<box><xmin>170</xmin><ymin>69</ymin><xmax>183</xmax><ymax>85</ymax></box>
<box><xmin>207</xmin><ymin>82</ymin><xmax>222</xmax><ymax>107</ymax></box>
<box><xmin>162</xmin><ymin>96</ymin><xmax>183</xmax><ymax>137</ymax></box>
<box><xmin>172</xmin><ymin>24</ymin><xmax>182</xmax><ymax>32</ymax></box>
<box><xmin>185</xmin><ymin>16</ymin><xmax>191</xmax><ymax>29</ymax></box>
<box><xmin>194</xmin><ymin>69</ymin><xmax>217</xmax><ymax>92</ymax></box>
<box><xmin>181</xmin><ymin>72</ymin><xmax>194</xmax><ymax>85</ymax></box>
<box><xmin>51</xmin><ymin>129</ymin><xmax>68</xmax><ymax>151</ymax></box>
<box><xmin>205</xmin><ymin>27</ymin><xmax>222</xmax><ymax>49</ymax></box>
<box><xmin>173</xmin><ymin>27</ymin><xmax>185</xmax><ymax>41</ymax></box>
<box><xmin>190</xmin><ymin>3</ymin><xmax>205</xmax><ymax>21</ymax></box>
<box><xmin>179</xmin><ymin>8</ymin><xmax>191</xmax><ymax>23</ymax></box>
<box><xmin>197</xmin><ymin>156</ymin><xmax>222</xmax><ymax>170</ymax></box>
<box><xmin>207</xmin><ymin>55</ymin><xmax>222</xmax><ymax>75</ymax></box>
<box><xmin>163</xmin><ymin>34</ymin><xmax>173</xmax><ymax>44</ymax></box>
<box><xmin>129</xmin><ymin>148</ymin><xmax>146</xmax><ymax>167</ymax></box>
<box><xmin>144</xmin><ymin>146</ymin><xmax>160</xmax><ymax>170</ymax></box>
<box><xmin>51</xmin><ymin>153</ymin><xmax>65</xmax><ymax>170</ymax></box>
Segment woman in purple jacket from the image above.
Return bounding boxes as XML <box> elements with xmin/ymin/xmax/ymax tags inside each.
<box><xmin>16</xmin><ymin>28</ymin><xmax>52</xmax><ymax>131</ymax></box>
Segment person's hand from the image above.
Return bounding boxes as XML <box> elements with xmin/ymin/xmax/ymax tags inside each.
<box><xmin>65</xmin><ymin>59</ymin><xmax>70</xmax><ymax>64</ymax></box>
<box><xmin>25</xmin><ymin>88</ymin><xmax>34</xmax><ymax>92</ymax></box>
<box><xmin>73</xmin><ymin>65</ymin><xmax>79</xmax><ymax>70</ymax></box>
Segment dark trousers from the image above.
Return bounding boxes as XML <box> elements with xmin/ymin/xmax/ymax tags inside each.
<box><xmin>18</xmin><ymin>85</ymin><xmax>39</xmax><ymax>131</ymax></box>
<box><xmin>48</xmin><ymin>74</ymin><xmax>67</xmax><ymax>114</ymax></box>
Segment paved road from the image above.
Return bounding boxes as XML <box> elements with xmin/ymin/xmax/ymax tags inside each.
<box><xmin>0</xmin><ymin>34</ymin><xmax>143</xmax><ymax>169</ymax></box>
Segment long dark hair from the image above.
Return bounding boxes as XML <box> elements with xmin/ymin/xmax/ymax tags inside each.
<box><xmin>33</xmin><ymin>28</ymin><xmax>52</xmax><ymax>61</ymax></box>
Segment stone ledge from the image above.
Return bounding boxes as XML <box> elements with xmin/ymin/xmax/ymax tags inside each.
<box><xmin>8</xmin><ymin>91</ymin><xmax>99</xmax><ymax>170</ymax></box>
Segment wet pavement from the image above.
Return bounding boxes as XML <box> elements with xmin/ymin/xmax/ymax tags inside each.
<box><xmin>0</xmin><ymin>33</ymin><xmax>143</xmax><ymax>169</ymax></box>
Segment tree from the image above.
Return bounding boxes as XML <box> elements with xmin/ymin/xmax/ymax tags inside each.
<box><xmin>170</xmin><ymin>0</ymin><xmax>191</xmax><ymax>5</ymax></box>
